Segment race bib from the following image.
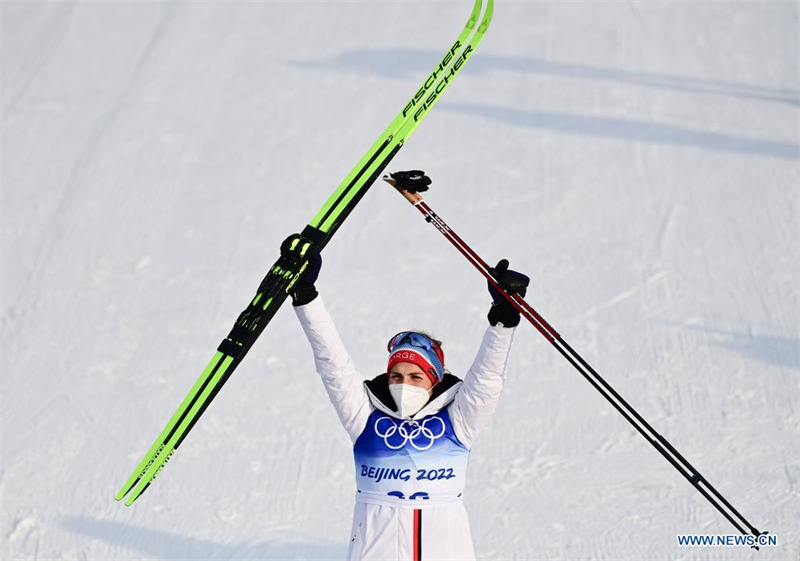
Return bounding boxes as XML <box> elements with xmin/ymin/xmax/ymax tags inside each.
<box><xmin>353</xmin><ymin>408</ymin><xmax>469</xmax><ymax>504</ymax></box>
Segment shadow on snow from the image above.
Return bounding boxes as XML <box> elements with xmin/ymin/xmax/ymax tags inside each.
<box><xmin>292</xmin><ymin>50</ymin><xmax>799</xmax><ymax>160</ymax></box>
<box><xmin>60</xmin><ymin>515</ymin><xmax>345</xmax><ymax>560</ymax></box>
<box><xmin>293</xmin><ymin>49</ymin><xmax>800</xmax><ymax>108</ymax></box>
<box><xmin>439</xmin><ymin>102</ymin><xmax>799</xmax><ymax>160</ymax></box>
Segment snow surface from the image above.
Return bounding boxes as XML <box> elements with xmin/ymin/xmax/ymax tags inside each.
<box><xmin>2</xmin><ymin>1</ymin><xmax>798</xmax><ymax>559</ymax></box>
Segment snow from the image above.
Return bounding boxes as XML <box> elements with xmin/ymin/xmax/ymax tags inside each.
<box><xmin>2</xmin><ymin>1</ymin><xmax>798</xmax><ymax>559</ymax></box>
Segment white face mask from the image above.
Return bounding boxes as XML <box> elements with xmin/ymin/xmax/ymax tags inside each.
<box><xmin>389</xmin><ymin>383</ymin><xmax>431</xmax><ymax>418</ymax></box>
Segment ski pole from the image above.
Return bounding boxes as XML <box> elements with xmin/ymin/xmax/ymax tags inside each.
<box><xmin>383</xmin><ymin>174</ymin><xmax>766</xmax><ymax>543</ymax></box>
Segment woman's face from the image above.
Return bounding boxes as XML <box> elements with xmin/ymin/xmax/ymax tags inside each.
<box><xmin>388</xmin><ymin>362</ymin><xmax>433</xmax><ymax>390</ymax></box>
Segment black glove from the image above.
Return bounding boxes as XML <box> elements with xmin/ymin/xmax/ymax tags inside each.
<box><xmin>280</xmin><ymin>234</ymin><xmax>322</xmax><ymax>307</ymax></box>
<box><xmin>388</xmin><ymin>170</ymin><xmax>432</xmax><ymax>192</ymax></box>
<box><xmin>487</xmin><ymin>259</ymin><xmax>529</xmax><ymax>328</ymax></box>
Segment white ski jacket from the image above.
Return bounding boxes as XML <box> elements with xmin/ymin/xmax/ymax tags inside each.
<box><xmin>295</xmin><ymin>296</ymin><xmax>515</xmax><ymax>561</ymax></box>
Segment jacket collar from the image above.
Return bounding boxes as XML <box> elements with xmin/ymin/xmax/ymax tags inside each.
<box><xmin>364</xmin><ymin>373</ymin><xmax>463</xmax><ymax>420</ymax></box>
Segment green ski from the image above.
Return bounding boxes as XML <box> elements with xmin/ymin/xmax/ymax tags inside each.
<box><xmin>116</xmin><ymin>0</ymin><xmax>494</xmax><ymax>506</ymax></box>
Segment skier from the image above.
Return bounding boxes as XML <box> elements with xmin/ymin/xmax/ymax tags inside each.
<box><xmin>285</xmin><ymin>231</ymin><xmax>529</xmax><ymax>560</ymax></box>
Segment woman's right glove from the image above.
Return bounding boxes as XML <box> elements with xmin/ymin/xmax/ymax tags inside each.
<box><xmin>487</xmin><ymin>259</ymin><xmax>530</xmax><ymax>327</ymax></box>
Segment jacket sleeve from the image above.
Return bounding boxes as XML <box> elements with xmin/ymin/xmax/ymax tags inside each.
<box><xmin>294</xmin><ymin>296</ymin><xmax>372</xmax><ymax>442</ymax></box>
<box><xmin>449</xmin><ymin>325</ymin><xmax>515</xmax><ymax>449</ymax></box>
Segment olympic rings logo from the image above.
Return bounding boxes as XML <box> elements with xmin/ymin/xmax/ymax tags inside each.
<box><xmin>374</xmin><ymin>416</ymin><xmax>446</xmax><ymax>451</ymax></box>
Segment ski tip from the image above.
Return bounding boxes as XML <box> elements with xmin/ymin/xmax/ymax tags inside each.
<box><xmin>123</xmin><ymin>479</ymin><xmax>153</xmax><ymax>506</ymax></box>
<box><xmin>123</xmin><ymin>491</ymin><xmax>141</xmax><ymax>507</ymax></box>
<box><xmin>114</xmin><ymin>484</ymin><xmax>132</xmax><ymax>502</ymax></box>
<box><xmin>115</xmin><ymin>477</ymin><xmax>140</xmax><ymax>502</ymax></box>
<box><xmin>382</xmin><ymin>174</ymin><xmax>397</xmax><ymax>187</ymax></box>
<box><xmin>115</xmin><ymin>477</ymin><xmax>142</xmax><ymax>504</ymax></box>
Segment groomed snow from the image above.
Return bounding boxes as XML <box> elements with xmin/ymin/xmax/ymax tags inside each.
<box><xmin>2</xmin><ymin>1</ymin><xmax>798</xmax><ymax>559</ymax></box>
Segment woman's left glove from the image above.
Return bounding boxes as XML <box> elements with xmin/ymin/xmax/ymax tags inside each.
<box><xmin>280</xmin><ymin>234</ymin><xmax>322</xmax><ymax>307</ymax></box>
<box><xmin>487</xmin><ymin>259</ymin><xmax>529</xmax><ymax>327</ymax></box>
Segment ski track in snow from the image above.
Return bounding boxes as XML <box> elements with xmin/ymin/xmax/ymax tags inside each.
<box><xmin>2</xmin><ymin>1</ymin><xmax>798</xmax><ymax>560</ymax></box>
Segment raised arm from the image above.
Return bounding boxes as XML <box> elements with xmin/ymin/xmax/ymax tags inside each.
<box><xmin>450</xmin><ymin>325</ymin><xmax>514</xmax><ymax>449</ymax></box>
<box><xmin>294</xmin><ymin>298</ymin><xmax>372</xmax><ymax>442</ymax></box>
<box><xmin>284</xmin><ymin>235</ymin><xmax>371</xmax><ymax>442</ymax></box>
<box><xmin>450</xmin><ymin>259</ymin><xmax>528</xmax><ymax>448</ymax></box>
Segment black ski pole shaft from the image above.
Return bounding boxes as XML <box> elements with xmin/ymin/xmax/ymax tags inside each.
<box><xmin>551</xmin><ymin>334</ymin><xmax>762</xmax><ymax>535</ymax></box>
<box><xmin>386</xmin><ymin>178</ymin><xmax>765</xmax><ymax>540</ymax></box>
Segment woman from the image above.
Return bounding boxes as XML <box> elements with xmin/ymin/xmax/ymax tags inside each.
<box><xmin>287</xmin><ymin>236</ymin><xmax>528</xmax><ymax>560</ymax></box>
